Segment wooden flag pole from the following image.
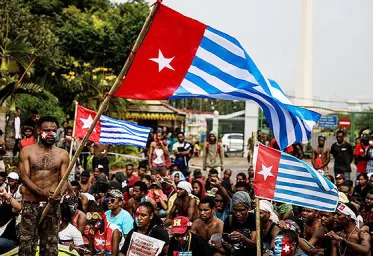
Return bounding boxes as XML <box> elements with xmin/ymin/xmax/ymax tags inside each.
<box><xmin>38</xmin><ymin>1</ymin><xmax>162</xmax><ymax>225</ymax></box>
<box><xmin>251</xmin><ymin>131</ymin><xmax>261</xmax><ymax>256</ymax></box>
<box><xmin>69</xmin><ymin>101</ymin><xmax>78</xmax><ymax>161</ymax></box>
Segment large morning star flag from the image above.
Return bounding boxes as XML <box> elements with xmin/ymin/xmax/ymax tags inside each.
<box><xmin>114</xmin><ymin>4</ymin><xmax>320</xmax><ymax>150</ymax></box>
<box><xmin>74</xmin><ymin>105</ymin><xmax>150</xmax><ymax>148</ymax></box>
<box><xmin>253</xmin><ymin>143</ymin><xmax>338</xmax><ymax>212</ymax></box>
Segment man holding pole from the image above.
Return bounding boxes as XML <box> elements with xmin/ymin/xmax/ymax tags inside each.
<box><xmin>18</xmin><ymin>116</ymin><xmax>70</xmax><ymax>256</ymax></box>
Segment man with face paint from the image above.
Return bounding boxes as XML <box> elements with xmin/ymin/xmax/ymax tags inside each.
<box><xmin>272</xmin><ymin>230</ymin><xmax>299</xmax><ymax>256</ymax></box>
<box><xmin>300</xmin><ymin>208</ymin><xmax>321</xmax><ymax>240</ymax></box>
<box><xmin>327</xmin><ymin>203</ymin><xmax>371</xmax><ymax>256</ymax></box>
<box><xmin>191</xmin><ymin>196</ymin><xmax>223</xmax><ymax>241</ymax></box>
<box><xmin>168</xmin><ymin>216</ymin><xmax>211</xmax><ymax>256</ymax></box>
<box><xmin>18</xmin><ymin>116</ymin><xmax>70</xmax><ymax>256</ymax></box>
<box><xmin>86</xmin><ymin>204</ymin><xmax>124</xmax><ymax>256</ymax></box>
<box><xmin>167</xmin><ymin>181</ymin><xmax>199</xmax><ymax>224</ymax></box>
<box><xmin>311</xmin><ymin>135</ymin><xmax>330</xmax><ymax>171</ymax></box>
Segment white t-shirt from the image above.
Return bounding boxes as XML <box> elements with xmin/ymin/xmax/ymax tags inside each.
<box><xmin>82</xmin><ymin>192</ymin><xmax>95</xmax><ymax>201</ymax></box>
<box><xmin>59</xmin><ymin>223</ymin><xmax>84</xmax><ymax>246</ymax></box>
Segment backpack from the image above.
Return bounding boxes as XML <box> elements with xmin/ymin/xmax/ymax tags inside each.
<box><xmin>205</xmin><ymin>142</ymin><xmax>222</xmax><ymax>158</ymax></box>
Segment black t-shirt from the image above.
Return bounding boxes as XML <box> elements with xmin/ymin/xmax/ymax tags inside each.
<box><xmin>223</xmin><ymin>213</ymin><xmax>257</xmax><ymax>256</ymax></box>
<box><xmin>0</xmin><ymin>202</ymin><xmax>17</xmax><ymax>242</ymax></box>
<box><xmin>330</xmin><ymin>142</ymin><xmax>353</xmax><ymax>172</ymax></box>
<box><xmin>121</xmin><ymin>225</ymin><xmax>170</xmax><ymax>255</ymax></box>
<box><xmin>168</xmin><ymin>233</ymin><xmax>211</xmax><ymax>256</ymax></box>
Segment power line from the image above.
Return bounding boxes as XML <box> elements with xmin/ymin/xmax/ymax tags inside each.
<box><xmin>286</xmin><ymin>95</ymin><xmax>373</xmax><ymax>104</ymax></box>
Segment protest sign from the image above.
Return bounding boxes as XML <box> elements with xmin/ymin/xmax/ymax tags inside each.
<box><xmin>127</xmin><ymin>232</ymin><xmax>165</xmax><ymax>256</ymax></box>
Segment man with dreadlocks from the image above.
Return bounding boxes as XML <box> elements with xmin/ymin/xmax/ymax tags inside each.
<box><xmin>120</xmin><ymin>202</ymin><xmax>170</xmax><ymax>255</ymax></box>
<box><xmin>86</xmin><ymin>204</ymin><xmax>124</xmax><ymax>256</ymax></box>
<box><xmin>222</xmin><ymin>191</ymin><xmax>257</xmax><ymax>256</ymax></box>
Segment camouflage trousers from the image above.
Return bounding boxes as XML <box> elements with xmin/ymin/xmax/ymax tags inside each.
<box><xmin>18</xmin><ymin>202</ymin><xmax>60</xmax><ymax>256</ymax></box>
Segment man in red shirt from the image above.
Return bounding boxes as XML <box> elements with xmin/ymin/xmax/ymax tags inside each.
<box><xmin>20</xmin><ymin>126</ymin><xmax>36</xmax><ymax>150</ymax></box>
<box><xmin>354</xmin><ymin>134</ymin><xmax>370</xmax><ymax>180</ymax></box>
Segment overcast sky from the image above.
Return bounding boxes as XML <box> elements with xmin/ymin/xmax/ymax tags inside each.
<box><xmin>115</xmin><ymin>0</ymin><xmax>373</xmax><ymax>109</ymax></box>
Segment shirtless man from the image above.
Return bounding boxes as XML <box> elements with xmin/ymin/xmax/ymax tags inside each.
<box><xmin>167</xmin><ymin>181</ymin><xmax>199</xmax><ymax>223</ymax></box>
<box><xmin>299</xmin><ymin>211</ymin><xmax>334</xmax><ymax>255</ymax></box>
<box><xmin>327</xmin><ymin>203</ymin><xmax>371</xmax><ymax>256</ymax></box>
<box><xmin>311</xmin><ymin>135</ymin><xmax>331</xmax><ymax>171</ymax></box>
<box><xmin>127</xmin><ymin>181</ymin><xmax>158</xmax><ymax>216</ymax></box>
<box><xmin>191</xmin><ymin>196</ymin><xmax>223</xmax><ymax>241</ymax></box>
<box><xmin>18</xmin><ymin>116</ymin><xmax>69</xmax><ymax>256</ymax></box>
<box><xmin>301</xmin><ymin>207</ymin><xmax>321</xmax><ymax>240</ymax></box>
<box><xmin>89</xmin><ymin>142</ymin><xmax>111</xmax><ymax>175</ymax></box>
<box><xmin>79</xmin><ymin>170</ymin><xmax>91</xmax><ymax>193</ymax></box>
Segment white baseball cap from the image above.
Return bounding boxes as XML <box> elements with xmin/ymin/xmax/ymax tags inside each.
<box><xmin>7</xmin><ymin>172</ymin><xmax>19</xmax><ymax>180</ymax></box>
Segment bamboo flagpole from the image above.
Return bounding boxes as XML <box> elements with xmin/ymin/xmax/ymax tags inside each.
<box><xmin>69</xmin><ymin>101</ymin><xmax>78</xmax><ymax>161</ymax></box>
<box><xmin>38</xmin><ymin>1</ymin><xmax>162</xmax><ymax>225</ymax></box>
<box><xmin>251</xmin><ymin>131</ymin><xmax>261</xmax><ymax>256</ymax></box>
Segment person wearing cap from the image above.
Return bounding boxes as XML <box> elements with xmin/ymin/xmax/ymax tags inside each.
<box><xmin>6</xmin><ymin>172</ymin><xmax>22</xmax><ymax>203</ymax></box>
<box><xmin>336</xmin><ymin>174</ymin><xmax>346</xmax><ymax>188</ymax></box>
<box><xmin>0</xmin><ymin>186</ymin><xmax>22</xmax><ymax>254</ymax></box>
<box><xmin>105</xmin><ymin>189</ymin><xmax>133</xmax><ymax>238</ymax></box>
<box><xmin>203</xmin><ymin>131</ymin><xmax>224</xmax><ymax>177</ymax></box>
<box><xmin>327</xmin><ymin>203</ymin><xmax>371</xmax><ymax>256</ymax></box>
<box><xmin>20</xmin><ymin>126</ymin><xmax>36</xmax><ymax>150</ymax></box>
<box><xmin>120</xmin><ymin>202</ymin><xmax>169</xmax><ymax>255</ymax></box>
<box><xmin>222</xmin><ymin>191</ymin><xmax>257</xmax><ymax>255</ymax></box>
<box><xmin>148</xmin><ymin>181</ymin><xmax>168</xmax><ymax>217</ymax></box>
<box><xmin>0</xmin><ymin>129</ymin><xmax>6</xmax><ymax>172</ymax></box>
<box><xmin>167</xmin><ymin>181</ymin><xmax>199</xmax><ymax>224</ymax></box>
<box><xmin>168</xmin><ymin>216</ymin><xmax>212</xmax><ymax>256</ymax></box>
<box><xmin>79</xmin><ymin>170</ymin><xmax>91</xmax><ymax>193</ymax></box>
<box><xmin>331</xmin><ymin>130</ymin><xmax>353</xmax><ymax>180</ymax></box>
<box><xmin>311</xmin><ymin>135</ymin><xmax>330</xmax><ymax>171</ymax></box>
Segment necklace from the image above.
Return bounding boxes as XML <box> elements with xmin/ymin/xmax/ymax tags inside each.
<box><xmin>338</xmin><ymin>227</ymin><xmax>356</xmax><ymax>256</ymax></box>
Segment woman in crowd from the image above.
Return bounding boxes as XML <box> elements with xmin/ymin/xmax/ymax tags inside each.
<box><xmin>120</xmin><ymin>202</ymin><xmax>169</xmax><ymax>255</ymax></box>
<box><xmin>192</xmin><ymin>178</ymin><xmax>206</xmax><ymax>200</ymax></box>
<box><xmin>171</xmin><ymin>171</ymin><xmax>185</xmax><ymax>185</ymax></box>
<box><xmin>353</xmin><ymin>173</ymin><xmax>372</xmax><ymax>201</ymax></box>
<box><xmin>58</xmin><ymin>202</ymin><xmax>84</xmax><ymax>248</ymax></box>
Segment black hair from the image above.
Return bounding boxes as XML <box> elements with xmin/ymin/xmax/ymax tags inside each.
<box><xmin>15</xmin><ymin>107</ymin><xmax>21</xmax><ymax>111</ymax></box>
<box><xmin>235</xmin><ymin>181</ymin><xmax>251</xmax><ymax>193</ymax></box>
<box><xmin>342</xmin><ymin>180</ymin><xmax>353</xmax><ymax>189</ymax></box>
<box><xmin>170</xmin><ymin>164</ymin><xmax>178</xmax><ymax>170</ymax></box>
<box><xmin>31</xmin><ymin>109</ymin><xmax>39</xmax><ymax>115</ymax></box>
<box><xmin>358</xmin><ymin>173</ymin><xmax>368</xmax><ymax>180</ymax></box>
<box><xmin>60</xmin><ymin>203</ymin><xmax>72</xmax><ymax>223</ymax></box>
<box><xmin>199</xmin><ymin>196</ymin><xmax>216</xmax><ymax>209</ymax></box>
<box><xmin>277</xmin><ymin>229</ymin><xmax>299</xmax><ymax>247</ymax></box>
<box><xmin>0</xmin><ymin>129</ymin><xmax>3</xmax><ymax>136</ymax></box>
<box><xmin>368</xmin><ymin>189</ymin><xmax>373</xmax><ymax>196</ymax></box>
<box><xmin>66</xmin><ymin>126</ymin><xmax>73</xmax><ymax>130</ymax></box>
<box><xmin>37</xmin><ymin>116</ymin><xmax>59</xmax><ymax>128</ymax></box>
<box><xmin>177</xmin><ymin>131</ymin><xmax>184</xmax><ymax>136</ymax></box>
<box><xmin>0</xmin><ymin>172</ymin><xmax>6</xmax><ymax>178</ymax></box>
<box><xmin>325</xmin><ymin>174</ymin><xmax>334</xmax><ymax>184</ymax></box>
<box><xmin>208</xmin><ymin>168</ymin><xmax>219</xmax><ymax>175</ymax></box>
<box><xmin>126</xmin><ymin>163</ymin><xmax>134</xmax><ymax>168</ymax></box>
<box><xmin>141</xmin><ymin>174</ymin><xmax>152</xmax><ymax>183</ymax></box>
<box><xmin>135</xmin><ymin>202</ymin><xmax>163</xmax><ymax>231</ymax></box>
<box><xmin>236</xmin><ymin>172</ymin><xmax>247</xmax><ymax>180</ymax></box>
<box><xmin>70</xmin><ymin>180</ymin><xmax>81</xmax><ymax>190</ymax></box>
<box><xmin>134</xmin><ymin>181</ymin><xmax>148</xmax><ymax>193</ymax></box>
<box><xmin>336</xmin><ymin>130</ymin><xmax>345</xmax><ymax>136</ymax></box>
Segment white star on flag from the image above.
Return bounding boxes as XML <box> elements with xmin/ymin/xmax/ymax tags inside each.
<box><xmin>258</xmin><ymin>164</ymin><xmax>274</xmax><ymax>180</ymax></box>
<box><xmin>283</xmin><ymin>244</ymin><xmax>290</xmax><ymax>253</ymax></box>
<box><xmin>149</xmin><ymin>49</ymin><xmax>175</xmax><ymax>72</ymax></box>
<box><xmin>80</xmin><ymin>115</ymin><xmax>96</xmax><ymax>132</ymax></box>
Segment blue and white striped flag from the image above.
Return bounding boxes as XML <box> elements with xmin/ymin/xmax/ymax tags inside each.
<box><xmin>75</xmin><ymin>105</ymin><xmax>151</xmax><ymax>148</ymax></box>
<box><xmin>115</xmin><ymin>4</ymin><xmax>321</xmax><ymax>150</ymax></box>
<box><xmin>253</xmin><ymin>143</ymin><xmax>338</xmax><ymax>212</ymax></box>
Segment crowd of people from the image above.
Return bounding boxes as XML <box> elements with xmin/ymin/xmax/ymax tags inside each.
<box><xmin>1</xmin><ymin>113</ymin><xmax>373</xmax><ymax>256</ymax></box>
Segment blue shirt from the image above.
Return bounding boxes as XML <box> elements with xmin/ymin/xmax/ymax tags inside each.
<box><xmin>105</xmin><ymin>209</ymin><xmax>133</xmax><ymax>235</ymax></box>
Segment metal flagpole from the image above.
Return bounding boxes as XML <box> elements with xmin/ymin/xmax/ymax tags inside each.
<box><xmin>38</xmin><ymin>1</ymin><xmax>163</xmax><ymax>225</ymax></box>
<box><xmin>251</xmin><ymin>131</ymin><xmax>261</xmax><ymax>256</ymax></box>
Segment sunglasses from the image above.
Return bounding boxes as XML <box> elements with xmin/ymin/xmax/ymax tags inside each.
<box><xmin>104</xmin><ymin>198</ymin><xmax>116</xmax><ymax>204</ymax></box>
